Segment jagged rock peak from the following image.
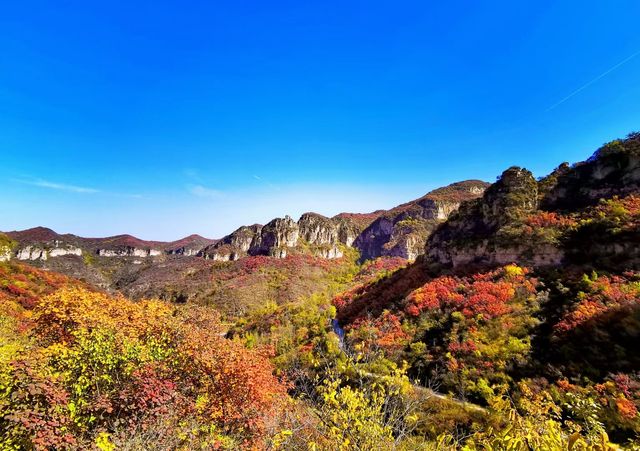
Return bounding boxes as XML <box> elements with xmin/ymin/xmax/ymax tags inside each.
<box><xmin>298</xmin><ymin>212</ymin><xmax>339</xmax><ymax>246</ymax></box>
<box><xmin>200</xmin><ymin>224</ymin><xmax>263</xmax><ymax>261</ymax></box>
<box><xmin>482</xmin><ymin>167</ymin><xmax>538</xmax><ymax>227</ymax></box>
<box><xmin>255</xmin><ymin>216</ymin><xmax>300</xmax><ymax>257</ymax></box>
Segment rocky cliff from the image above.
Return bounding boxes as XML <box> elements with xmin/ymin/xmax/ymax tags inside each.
<box><xmin>426</xmin><ymin>167</ymin><xmax>558</xmax><ymax>267</ymax></box>
<box><xmin>4</xmin><ymin>228</ymin><xmax>216</xmax><ymax>262</ymax></box>
<box><xmin>200</xmin><ymin>213</ymin><xmax>362</xmax><ymax>260</ymax></box>
<box><xmin>426</xmin><ymin>132</ymin><xmax>640</xmax><ymax>270</ymax></box>
<box><xmin>354</xmin><ymin>180</ymin><xmax>489</xmax><ymax>260</ymax></box>
<box><xmin>540</xmin><ymin>132</ymin><xmax>640</xmax><ymax>210</ymax></box>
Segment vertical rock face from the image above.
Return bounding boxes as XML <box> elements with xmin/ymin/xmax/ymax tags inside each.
<box><xmin>16</xmin><ymin>245</ymin><xmax>49</xmax><ymax>261</ymax></box>
<box><xmin>334</xmin><ymin>218</ymin><xmax>361</xmax><ymax>247</ymax></box>
<box><xmin>200</xmin><ymin>224</ymin><xmax>263</xmax><ymax>261</ymax></box>
<box><xmin>97</xmin><ymin>247</ymin><xmax>162</xmax><ymax>257</ymax></box>
<box><xmin>254</xmin><ymin>216</ymin><xmax>300</xmax><ymax>256</ymax></box>
<box><xmin>426</xmin><ymin>167</ymin><xmax>544</xmax><ymax>267</ymax></box>
<box><xmin>14</xmin><ymin>243</ymin><xmax>83</xmax><ymax>261</ymax></box>
<box><xmin>298</xmin><ymin>213</ymin><xmax>339</xmax><ymax>245</ymax></box>
<box><xmin>353</xmin><ymin>180</ymin><xmax>489</xmax><ymax>261</ymax></box>
<box><xmin>200</xmin><ymin>213</ymin><xmax>365</xmax><ymax>260</ymax></box>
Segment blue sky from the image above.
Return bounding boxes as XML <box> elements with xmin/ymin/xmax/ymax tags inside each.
<box><xmin>1</xmin><ymin>1</ymin><xmax>639</xmax><ymax>240</ymax></box>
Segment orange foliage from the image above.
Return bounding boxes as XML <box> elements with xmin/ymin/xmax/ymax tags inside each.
<box><xmin>405</xmin><ymin>266</ymin><xmax>535</xmax><ymax>319</ymax></box>
<box><xmin>555</xmin><ymin>272</ymin><xmax>640</xmax><ymax>334</ymax></box>
<box><xmin>1</xmin><ymin>265</ymin><xmax>288</xmax><ymax>449</ymax></box>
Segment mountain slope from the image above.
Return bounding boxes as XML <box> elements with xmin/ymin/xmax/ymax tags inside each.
<box><xmin>427</xmin><ymin>132</ymin><xmax>640</xmax><ymax>270</ymax></box>
<box><xmin>354</xmin><ymin>180</ymin><xmax>489</xmax><ymax>260</ymax></box>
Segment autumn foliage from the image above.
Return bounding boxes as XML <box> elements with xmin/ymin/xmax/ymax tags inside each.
<box><xmin>0</xmin><ymin>263</ymin><xmax>288</xmax><ymax>450</ymax></box>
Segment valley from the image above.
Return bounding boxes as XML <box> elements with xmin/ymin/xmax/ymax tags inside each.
<box><xmin>1</xmin><ymin>132</ymin><xmax>639</xmax><ymax>449</ymax></box>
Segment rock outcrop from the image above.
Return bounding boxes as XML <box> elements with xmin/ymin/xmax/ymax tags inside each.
<box><xmin>254</xmin><ymin>216</ymin><xmax>300</xmax><ymax>257</ymax></box>
<box><xmin>200</xmin><ymin>224</ymin><xmax>263</xmax><ymax>261</ymax></box>
<box><xmin>540</xmin><ymin>132</ymin><xmax>640</xmax><ymax>210</ymax></box>
<box><xmin>200</xmin><ymin>214</ymin><xmax>362</xmax><ymax>260</ymax></box>
<box><xmin>427</xmin><ymin>135</ymin><xmax>640</xmax><ymax>270</ymax></box>
<box><xmin>165</xmin><ymin>235</ymin><xmax>217</xmax><ymax>256</ymax></box>
<box><xmin>97</xmin><ymin>247</ymin><xmax>162</xmax><ymax>257</ymax></box>
<box><xmin>5</xmin><ymin>228</ymin><xmax>215</xmax><ymax>261</ymax></box>
<box><xmin>15</xmin><ymin>242</ymin><xmax>83</xmax><ymax>261</ymax></box>
<box><xmin>426</xmin><ymin>167</ymin><xmax>541</xmax><ymax>267</ymax></box>
<box><xmin>354</xmin><ymin>180</ymin><xmax>489</xmax><ymax>260</ymax></box>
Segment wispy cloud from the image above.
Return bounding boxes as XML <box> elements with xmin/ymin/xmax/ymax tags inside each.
<box><xmin>183</xmin><ymin>168</ymin><xmax>205</xmax><ymax>183</ymax></box>
<box><xmin>14</xmin><ymin>178</ymin><xmax>99</xmax><ymax>194</ymax></box>
<box><xmin>188</xmin><ymin>184</ymin><xmax>224</xmax><ymax>199</ymax></box>
<box><xmin>12</xmin><ymin>177</ymin><xmax>143</xmax><ymax>198</ymax></box>
<box><xmin>546</xmin><ymin>49</ymin><xmax>640</xmax><ymax>112</ymax></box>
<box><xmin>252</xmin><ymin>174</ymin><xmax>280</xmax><ymax>191</ymax></box>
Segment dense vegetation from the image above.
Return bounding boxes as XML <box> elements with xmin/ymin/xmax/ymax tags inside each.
<box><xmin>0</xmin><ymin>262</ymin><xmax>289</xmax><ymax>449</ymax></box>
<box><xmin>2</xmin><ymin>134</ymin><xmax>640</xmax><ymax>449</ymax></box>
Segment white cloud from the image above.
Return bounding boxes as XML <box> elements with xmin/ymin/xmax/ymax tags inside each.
<box><xmin>16</xmin><ymin>178</ymin><xmax>99</xmax><ymax>194</ymax></box>
<box><xmin>11</xmin><ymin>177</ymin><xmax>143</xmax><ymax>198</ymax></box>
<box><xmin>188</xmin><ymin>184</ymin><xmax>224</xmax><ymax>199</ymax></box>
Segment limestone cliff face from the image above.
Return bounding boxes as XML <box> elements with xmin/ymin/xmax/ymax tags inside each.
<box><xmin>16</xmin><ymin>243</ymin><xmax>83</xmax><ymax>261</ymax></box>
<box><xmin>200</xmin><ymin>224</ymin><xmax>263</xmax><ymax>261</ymax></box>
<box><xmin>298</xmin><ymin>213</ymin><xmax>339</xmax><ymax>245</ymax></box>
<box><xmin>97</xmin><ymin>247</ymin><xmax>162</xmax><ymax>257</ymax></box>
<box><xmin>354</xmin><ymin>180</ymin><xmax>489</xmax><ymax>261</ymax></box>
<box><xmin>426</xmin><ymin>167</ymin><xmax>540</xmax><ymax>267</ymax></box>
<box><xmin>201</xmin><ymin>213</ymin><xmax>361</xmax><ymax>260</ymax></box>
<box><xmin>255</xmin><ymin>216</ymin><xmax>300</xmax><ymax>256</ymax></box>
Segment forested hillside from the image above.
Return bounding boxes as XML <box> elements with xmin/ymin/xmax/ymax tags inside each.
<box><xmin>1</xmin><ymin>133</ymin><xmax>639</xmax><ymax>449</ymax></box>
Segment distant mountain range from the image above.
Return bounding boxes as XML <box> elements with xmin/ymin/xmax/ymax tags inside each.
<box><xmin>2</xmin><ymin>180</ymin><xmax>489</xmax><ymax>264</ymax></box>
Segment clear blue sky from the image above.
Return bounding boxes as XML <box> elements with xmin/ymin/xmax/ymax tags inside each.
<box><xmin>1</xmin><ymin>1</ymin><xmax>639</xmax><ymax>240</ymax></box>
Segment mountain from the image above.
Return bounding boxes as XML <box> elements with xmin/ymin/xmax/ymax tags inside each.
<box><xmin>2</xmin><ymin>132</ymin><xmax>640</xmax><ymax>449</ymax></box>
<box><xmin>339</xmin><ymin>132</ymin><xmax>640</xmax><ymax>323</ymax></box>
<box><xmin>199</xmin><ymin>213</ymin><xmax>362</xmax><ymax>260</ymax></box>
<box><xmin>4</xmin><ymin>179</ymin><xmax>485</xmax><ymax>266</ymax></box>
<box><xmin>1</xmin><ymin>179</ymin><xmax>487</xmax><ymax>306</ymax></box>
<box><xmin>426</xmin><ymin>132</ymin><xmax>640</xmax><ymax>270</ymax></box>
<box><xmin>354</xmin><ymin>180</ymin><xmax>489</xmax><ymax>260</ymax></box>
<box><xmin>200</xmin><ymin>179</ymin><xmax>488</xmax><ymax>262</ymax></box>
<box><xmin>0</xmin><ymin>228</ymin><xmax>217</xmax><ymax>290</ymax></box>
<box><xmin>325</xmin><ymin>132</ymin><xmax>640</xmax><ymax>447</ymax></box>
<box><xmin>4</xmin><ymin>227</ymin><xmax>217</xmax><ymax>260</ymax></box>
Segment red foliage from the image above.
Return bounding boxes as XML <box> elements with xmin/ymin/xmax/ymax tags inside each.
<box><xmin>523</xmin><ymin>211</ymin><xmax>576</xmax><ymax>232</ymax></box>
<box><xmin>555</xmin><ymin>272</ymin><xmax>640</xmax><ymax>334</ymax></box>
<box><xmin>3</xmin><ymin>361</ymin><xmax>77</xmax><ymax>450</ymax></box>
<box><xmin>0</xmin><ymin>261</ymin><xmax>86</xmax><ymax>309</ymax></box>
<box><xmin>404</xmin><ymin>266</ymin><xmax>535</xmax><ymax>319</ymax></box>
<box><xmin>350</xmin><ymin>311</ymin><xmax>410</xmax><ymax>354</ymax></box>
